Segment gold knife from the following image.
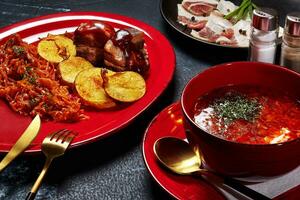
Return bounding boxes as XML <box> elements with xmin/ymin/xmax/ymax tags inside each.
<box><xmin>0</xmin><ymin>115</ymin><xmax>41</xmax><ymax>172</ymax></box>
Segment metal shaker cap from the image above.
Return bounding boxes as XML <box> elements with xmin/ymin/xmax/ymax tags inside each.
<box><xmin>252</xmin><ymin>8</ymin><xmax>279</xmax><ymax>31</ymax></box>
<box><xmin>285</xmin><ymin>12</ymin><xmax>300</xmax><ymax>36</ymax></box>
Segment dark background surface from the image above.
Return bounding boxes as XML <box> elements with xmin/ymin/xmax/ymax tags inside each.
<box><xmin>0</xmin><ymin>0</ymin><xmax>298</xmax><ymax>199</ymax></box>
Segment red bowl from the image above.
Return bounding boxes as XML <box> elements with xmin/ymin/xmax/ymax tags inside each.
<box><xmin>181</xmin><ymin>61</ymin><xmax>300</xmax><ymax>177</ymax></box>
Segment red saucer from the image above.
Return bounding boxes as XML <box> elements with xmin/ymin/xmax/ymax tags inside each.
<box><xmin>142</xmin><ymin>102</ymin><xmax>300</xmax><ymax>200</ymax></box>
<box><xmin>142</xmin><ymin>102</ymin><xmax>225</xmax><ymax>200</ymax></box>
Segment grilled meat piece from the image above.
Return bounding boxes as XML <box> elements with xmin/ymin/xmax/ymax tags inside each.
<box><xmin>74</xmin><ymin>21</ymin><xmax>115</xmax><ymax>66</ymax></box>
<box><xmin>104</xmin><ymin>28</ymin><xmax>149</xmax><ymax>76</ymax></box>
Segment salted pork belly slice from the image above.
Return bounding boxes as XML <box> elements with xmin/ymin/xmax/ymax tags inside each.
<box><xmin>216</xmin><ymin>0</ymin><xmax>237</xmax><ymax>16</ymax></box>
<box><xmin>177</xmin><ymin>4</ymin><xmax>208</xmax><ymax>30</ymax></box>
<box><xmin>190</xmin><ymin>14</ymin><xmax>237</xmax><ymax>45</ymax></box>
<box><xmin>232</xmin><ymin>20</ymin><xmax>251</xmax><ymax>47</ymax></box>
<box><xmin>205</xmin><ymin>13</ymin><xmax>233</xmax><ymax>34</ymax></box>
<box><xmin>192</xmin><ymin>28</ymin><xmax>237</xmax><ymax>46</ymax></box>
<box><xmin>182</xmin><ymin>0</ymin><xmax>218</xmax><ymax>16</ymax></box>
<box><xmin>178</xmin><ymin>16</ymin><xmax>207</xmax><ymax>30</ymax></box>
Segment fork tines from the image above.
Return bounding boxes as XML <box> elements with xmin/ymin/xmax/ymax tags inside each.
<box><xmin>46</xmin><ymin>129</ymin><xmax>76</xmax><ymax>144</ymax></box>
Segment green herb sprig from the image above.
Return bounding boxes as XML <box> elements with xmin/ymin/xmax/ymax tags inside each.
<box><xmin>224</xmin><ymin>0</ymin><xmax>257</xmax><ymax>23</ymax></box>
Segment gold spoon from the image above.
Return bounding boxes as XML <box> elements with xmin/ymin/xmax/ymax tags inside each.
<box><xmin>154</xmin><ymin>137</ymin><xmax>271</xmax><ymax>200</ymax></box>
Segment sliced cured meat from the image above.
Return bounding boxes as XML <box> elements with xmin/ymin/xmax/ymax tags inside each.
<box><xmin>232</xmin><ymin>19</ymin><xmax>251</xmax><ymax>47</ymax></box>
<box><xmin>188</xmin><ymin>20</ymin><xmax>207</xmax><ymax>30</ymax></box>
<box><xmin>216</xmin><ymin>36</ymin><xmax>238</xmax><ymax>46</ymax></box>
<box><xmin>196</xmin><ymin>26</ymin><xmax>236</xmax><ymax>44</ymax></box>
<box><xmin>182</xmin><ymin>0</ymin><xmax>218</xmax><ymax>16</ymax></box>
<box><xmin>221</xmin><ymin>28</ymin><xmax>234</xmax><ymax>39</ymax></box>
<box><xmin>178</xmin><ymin>16</ymin><xmax>207</xmax><ymax>30</ymax></box>
<box><xmin>177</xmin><ymin>0</ymin><xmax>252</xmax><ymax>47</ymax></box>
<box><xmin>198</xmin><ymin>26</ymin><xmax>215</xmax><ymax>39</ymax></box>
<box><xmin>216</xmin><ymin>0</ymin><xmax>237</xmax><ymax>15</ymax></box>
<box><xmin>205</xmin><ymin>13</ymin><xmax>233</xmax><ymax>34</ymax></box>
<box><xmin>177</xmin><ymin>4</ymin><xmax>209</xmax><ymax>23</ymax></box>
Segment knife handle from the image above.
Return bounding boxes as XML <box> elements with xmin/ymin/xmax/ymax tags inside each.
<box><xmin>25</xmin><ymin>192</ymin><xmax>36</xmax><ymax>200</ymax></box>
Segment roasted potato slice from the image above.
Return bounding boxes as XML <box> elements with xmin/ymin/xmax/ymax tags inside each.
<box><xmin>37</xmin><ymin>35</ymin><xmax>76</xmax><ymax>63</ymax></box>
<box><xmin>75</xmin><ymin>68</ymin><xmax>116</xmax><ymax>109</ymax></box>
<box><xmin>102</xmin><ymin>71</ymin><xmax>146</xmax><ymax>102</ymax></box>
<box><xmin>58</xmin><ymin>56</ymin><xmax>94</xmax><ymax>85</ymax></box>
<box><xmin>37</xmin><ymin>40</ymin><xmax>63</xmax><ymax>63</ymax></box>
<box><xmin>53</xmin><ymin>35</ymin><xmax>76</xmax><ymax>58</ymax></box>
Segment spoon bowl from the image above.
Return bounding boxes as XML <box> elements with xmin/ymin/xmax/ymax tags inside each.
<box><xmin>154</xmin><ymin>136</ymin><xmax>271</xmax><ymax>200</ymax></box>
<box><xmin>154</xmin><ymin>136</ymin><xmax>201</xmax><ymax>175</ymax></box>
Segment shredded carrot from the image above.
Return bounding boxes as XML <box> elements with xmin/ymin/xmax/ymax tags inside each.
<box><xmin>0</xmin><ymin>34</ymin><xmax>87</xmax><ymax>122</ymax></box>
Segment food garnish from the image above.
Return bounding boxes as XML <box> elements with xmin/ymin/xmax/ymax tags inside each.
<box><xmin>212</xmin><ymin>93</ymin><xmax>261</xmax><ymax>124</ymax></box>
<box><xmin>224</xmin><ymin>0</ymin><xmax>257</xmax><ymax>23</ymax></box>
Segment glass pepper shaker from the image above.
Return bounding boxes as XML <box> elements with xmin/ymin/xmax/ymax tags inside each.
<box><xmin>249</xmin><ymin>8</ymin><xmax>279</xmax><ymax>64</ymax></box>
<box><xmin>280</xmin><ymin>12</ymin><xmax>300</xmax><ymax>73</ymax></box>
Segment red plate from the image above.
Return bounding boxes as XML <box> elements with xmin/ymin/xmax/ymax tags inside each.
<box><xmin>142</xmin><ymin>102</ymin><xmax>300</xmax><ymax>200</ymax></box>
<box><xmin>0</xmin><ymin>12</ymin><xmax>175</xmax><ymax>153</ymax></box>
<box><xmin>142</xmin><ymin>102</ymin><xmax>225</xmax><ymax>200</ymax></box>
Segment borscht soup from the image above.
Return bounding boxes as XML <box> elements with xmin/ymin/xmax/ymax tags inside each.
<box><xmin>193</xmin><ymin>85</ymin><xmax>300</xmax><ymax>144</ymax></box>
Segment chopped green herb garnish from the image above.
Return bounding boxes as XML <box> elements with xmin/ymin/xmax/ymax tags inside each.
<box><xmin>28</xmin><ymin>76</ymin><xmax>36</xmax><ymax>84</ymax></box>
<box><xmin>43</xmin><ymin>103</ymin><xmax>50</xmax><ymax>111</ymax></box>
<box><xmin>26</xmin><ymin>66</ymin><xmax>33</xmax><ymax>72</ymax></box>
<box><xmin>29</xmin><ymin>98</ymin><xmax>38</xmax><ymax>107</ymax></box>
<box><xmin>212</xmin><ymin>93</ymin><xmax>261</xmax><ymax>123</ymax></box>
<box><xmin>23</xmin><ymin>66</ymin><xmax>38</xmax><ymax>84</ymax></box>
<box><xmin>12</xmin><ymin>45</ymin><xmax>25</xmax><ymax>56</ymax></box>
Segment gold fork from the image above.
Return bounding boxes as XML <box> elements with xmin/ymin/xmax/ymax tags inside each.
<box><xmin>25</xmin><ymin>129</ymin><xmax>76</xmax><ymax>200</ymax></box>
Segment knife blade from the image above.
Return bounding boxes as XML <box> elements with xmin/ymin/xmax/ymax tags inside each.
<box><xmin>0</xmin><ymin>115</ymin><xmax>41</xmax><ymax>172</ymax></box>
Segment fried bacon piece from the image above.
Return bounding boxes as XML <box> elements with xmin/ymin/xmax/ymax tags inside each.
<box><xmin>0</xmin><ymin>34</ymin><xmax>86</xmax><ymax>122</ymax></box>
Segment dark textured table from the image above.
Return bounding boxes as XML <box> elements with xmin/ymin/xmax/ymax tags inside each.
<box><xmin>0</xmin><ymin>0</ymin><xmax>299</xmax><ymax>200</ymax></box>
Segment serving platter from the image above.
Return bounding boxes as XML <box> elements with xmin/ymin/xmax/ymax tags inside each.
<box><xmin>160</xmin><ymin>0</ymin><xmax>283</xmax><ymax>48</ymax></box>
<box><xmin>160</xmin><ymin>0</ymin><xmax>247</xmax><ymax>48</ymax></box>
<box><xmin>0</xmin><ymin>11</ymin><xmax>175</xmax><ymax>153</ymax></box>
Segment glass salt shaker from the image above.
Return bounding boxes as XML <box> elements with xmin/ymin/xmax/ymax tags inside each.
<box><xmin>280</xmin><ymin>12</ymin><xmax>300</xmax><ymax>73</ymax></box>
<box><xmin>249</xmin><ymin>8</ymin><xmax>279</xmax><ymax>64</ymax></box>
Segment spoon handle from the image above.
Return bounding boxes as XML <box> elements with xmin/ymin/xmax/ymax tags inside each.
<box><xmin>196</xmin><ymin>171</ymin><xmax>271</xmax><ymax>200</ymax></box>
<box><xmin>223</xmin><ymin>176</ymin><xmax>271</xmax><ymax>200</ymax></box>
